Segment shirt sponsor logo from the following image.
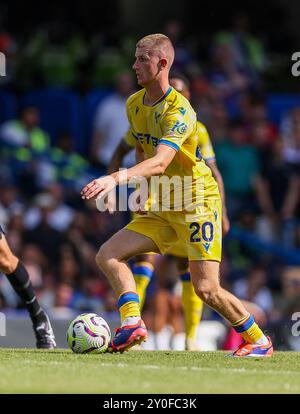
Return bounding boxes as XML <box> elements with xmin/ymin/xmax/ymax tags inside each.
<box><xmin>171</xmin><ymin>121</ymin><xmax>187</xmax><ymax>134</ymax></box>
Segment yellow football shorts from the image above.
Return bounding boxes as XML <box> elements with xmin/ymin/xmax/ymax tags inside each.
<box><xmin>126</xmin><ymin>200</ymin><xmax>222</xmax><ymax>261</ymax></box>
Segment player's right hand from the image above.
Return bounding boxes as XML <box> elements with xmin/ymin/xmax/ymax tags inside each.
<box><xmin>81</xmin><ymin>176</ymin><xmax>116</xmax><ymax>201</ymax></box>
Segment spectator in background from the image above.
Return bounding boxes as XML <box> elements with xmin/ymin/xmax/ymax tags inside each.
<box><xmin>205</xmin><ymin>102</ymin><xmax>229</xmax><ymax>143</ymax></box>
<box><xmin>23</xmin><ymin>193</ymin><xmax>67</xmax><ymax>263</ymax></box>
<box><xmin>163</xmin><ymin>19</ymin><xmax>193</xmax><ymax>73</ymax></box>
<box><xmin>0</xmin><ymin>185</ymin><xmax>24</xmax><ymax>227</ymax></box>
<box><xmin>0</xmin><ymin>28</ymin><xmax>18</xmax><ymax>88</ymax></box>
<box><xmin>215</xmin><ymin>119</ymin><xmax>260</xmax><ymax>218</ymax></box>
<box><xmin>0</xmin><ymin>106</ymin><xmax>49</xmax><ymax>151</ymax></box>
<box><xmin>233</xmin><ymin>266</ymin><xmax>274</xmax><ymax>316</ymax></box>
<box><xmin>0</xmin><ymin>106</ymin><xmax>50</xmax><ymax>194</ymax></box>
<box><xmin>50</xmin><ymin>282</ymin><xmax>76</xmax><ymax>319</ymax></box>
<box><xmin>90</xmin><ymin>71</ymin><xmax>136</xmax><ymax>171</ymax></box>
<box><xmin>209</xmin><ymin>41</ymin><xmax>250</xmax><ymax>102</ymax></box>
<box><xmin>279</xmin><ymin>108</ymin><xmax>300</xmax><ymax>246</ymax></box>
<box><xmin>49</xmin><ymin>133</ymin><xmax>90</xmax><ymax>191</ymax></box>
<box><xmin>24</xmin><ymin>184</ymin><xmax>75</xmax><ymax>232</ymax></box>
<box><xmin>213</xmin><ymin>12</ymin><xmax>266</xmax><ymax>89</ymax></box>
<box><xmin>255</xmin><ymin>138</ymin><xmax>300</xmax><ymax>246</ymax></box>
<box><xmin>281</xmin><ymin>107</ymin><xmax>300</xmax><ymax>169</ymax></box>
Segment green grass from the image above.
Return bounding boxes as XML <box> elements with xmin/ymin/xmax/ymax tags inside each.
<box><xmin>0</xmin><ymin>349</ymin><xmax>299</xmax><ymax>394</ymax></box>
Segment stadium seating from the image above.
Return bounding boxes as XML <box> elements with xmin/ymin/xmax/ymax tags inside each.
<box><xmin>0</xmin><ymin>91</ymin><xmax>17</xmax><ymax>124</ymax></box>
<box><xmin>267</xmin><ymin>93</ymin><xmax>300</xmax><ymax>124</ymax></box>
<box><xmin>20</xmin><ymin>87</ymin><xmax>82</xmax><ymax>149</ymax></box>
<box><xmin>2</xmin><ymin>89</ymin><xmax>300</xmax><ymax>156</ymax></box>
<box><xmin>81</xmin><ymin>88</ymin><xmax>112</xmax><ymax>155</ymax></box>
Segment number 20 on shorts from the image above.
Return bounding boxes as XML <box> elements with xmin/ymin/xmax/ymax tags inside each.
<box><xmin>189</xmin><ymin>222</ymin><xmax>214</xmax><ymax>243</ymax></box>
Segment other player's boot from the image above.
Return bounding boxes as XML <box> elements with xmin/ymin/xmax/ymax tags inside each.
<box><xmin>108</xmin><ymin>319</ymin><xmax>148</xmax><ymax>353</ymax></box>
<box><xmin>228</xmin><ymin>336</ymin><xmax>273</xmax><ymax>357</ymax></box>
<box><xmin>32</xmin><ymin>310</ymin><xmax>56</xmax><ymax>349</ymax></box>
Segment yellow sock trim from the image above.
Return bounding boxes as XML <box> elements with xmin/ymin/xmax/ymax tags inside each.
<box><xmin>240</xmin><ymin>323</ymin><xmax>264</xmax><ymax>344</ymax></box>
<box><xmin>182</xmin><ymin>281</ymin><xmax>203</xmax><ymax>340</ymax></box>
<box><xmin>232</xmin><ymin>313</ymin><xmax>250</xmax><ymax>327</ymax></box>
<box><xmin>119</xmin><ymin>301</ymin><xmax>140</xmax><ymax>323</ymax></box>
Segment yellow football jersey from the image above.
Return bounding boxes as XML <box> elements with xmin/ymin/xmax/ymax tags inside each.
<box><xmin>196</xmin><ymin>121</ymin><xmax>215</xmax><ymax>162</ymax></box>
<box><xmin>124</xmin><ymin>87</ymin><xmax>219</xmax><ymax>211</ymax></box>
<box><xmin>124</xmin><ymin>118</ymin><xmax>216</xmax><ymax>162</ymax></box>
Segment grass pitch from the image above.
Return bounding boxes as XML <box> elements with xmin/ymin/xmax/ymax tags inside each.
<box><xmin>0</xmin><ymin>349</ymin><xmax>299</xmax><ymax>394</ymax></box>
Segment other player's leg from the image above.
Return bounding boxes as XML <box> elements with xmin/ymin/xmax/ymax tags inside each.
<box><xmin>189</xmin><ymin>260</ymin><xmax>273</xmax><ymax>357</ymax></box>
<box><xmin>0</xmin><ymin>227</ymin><xmax>56</xmax><ymax>348</ymax></box>
<box><xmin>175</xmin><ymin>256</ymin><xmax>203</xmax><ymax>351</ymax></box>
<box><xmin>132</xmin><ymin>253</ymin><xmax>156</xmax><ymax>309</ymax></box>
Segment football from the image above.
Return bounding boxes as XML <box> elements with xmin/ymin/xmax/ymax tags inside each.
<box><xmin>67</xmin><ymin>313</ymin><xmax>111</xmax><ymax>354</ymax></box>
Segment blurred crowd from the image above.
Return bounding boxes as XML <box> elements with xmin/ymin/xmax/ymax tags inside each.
<box><xmin>1</xmin><ymin>14</ymin><xmax>300</xmax><ymax>350</ymax></box>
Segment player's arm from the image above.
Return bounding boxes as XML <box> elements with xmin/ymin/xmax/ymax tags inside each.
<box><xmin>254</xmin><ymin>175</ymin><xmax>276</xmax><ymax>217</ymax></box>
<box><xmin>135</xmin><ymin>140</ymin><xmax>146</xmax><ymax>163</ymax></box>
<box><xmin>206</xmin><ymin>159</ymin><xmax>230</xmax><ymax>235</ymax></box>
<box><xmin>107</xmin><ymin>140</ymin><xmax>133</xmax><ymax>174</ymax></box>
<box><xmin>81</xmin><ymin>144</ymin><xmax>176</xmax><ymax>200</ymax></box>
<box><xmin>107</xmin><ymin>127</ymin><xmax>137</xmax><ymax>174</ymax></box>
<box><xmin>281</xmin><ymin>174</ymin><xmax>300</xmax><ymax>219</ymax></box>
<box><xmin>81</xmin><ymin>108</ymin><xmax>188</xmax><ymax>200</ymax></box>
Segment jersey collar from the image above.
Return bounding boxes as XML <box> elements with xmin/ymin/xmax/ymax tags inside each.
<box><xmin>143</xmin><ymin>86</ymin><xmax>172</xmax><ymax>107</ymax></box>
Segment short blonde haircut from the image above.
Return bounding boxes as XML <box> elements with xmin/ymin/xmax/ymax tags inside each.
<box><xmin>136</xmin><ymin>34</ymin><xmax>175</xmax><ymax>68</ymax></box>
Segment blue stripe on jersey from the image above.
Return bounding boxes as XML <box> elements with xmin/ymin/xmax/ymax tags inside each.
<box><xmin>159</xmin><ymin>139</ymin><xmax>179</xmax><ymax>151</ymax></box>
<box><xmin>142</xmin><ymin>87</ymin><xmax>173</xmax><ymax>107</ymax></box>
<box><xmin>154</xmin><ymin>87</ymin><xmax>172</xmax><ymax>105</ymax></box>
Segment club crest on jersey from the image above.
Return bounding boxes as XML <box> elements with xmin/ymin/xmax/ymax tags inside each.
<box><xmin>171</xmin><ymin>121</ymin><xmax>187</xmax><ymax>134</ymax></box>
<box><xmin>179</xmin><ymin>107</ymin><xmax>186</xmax><ymax>116</ymax></box>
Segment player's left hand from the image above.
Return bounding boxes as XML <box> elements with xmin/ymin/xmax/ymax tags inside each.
<box><xmin>81</xmin><ymin>176</ymin><xmax>117</xmax><ymax>201</ymax></box>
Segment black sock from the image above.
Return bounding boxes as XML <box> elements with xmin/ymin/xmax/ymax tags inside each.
<box><xmin>6</xmin><ymin>261</ymin><xmax>43</xmax><ymax>323</ymax></box>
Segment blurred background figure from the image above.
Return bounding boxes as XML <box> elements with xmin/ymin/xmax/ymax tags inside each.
<box><xmin>90</xmin><ymin>71</ymin><xmax>136</xmax><ymax>172</ymax></box>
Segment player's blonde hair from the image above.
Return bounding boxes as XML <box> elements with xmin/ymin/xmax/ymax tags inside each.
<box><xmin>136</xmin><ymin>34</ymin><xmax>175</xmax><ymax>69</ymax></box>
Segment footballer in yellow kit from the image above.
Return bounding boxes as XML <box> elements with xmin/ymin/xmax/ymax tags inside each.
<box><xmin>81</xmin><ymin>34</ymin><xmax>272</xmax><ymax>356</ymax></box>
<box><xmin>124</xmin><ymin>86</ymin><xmax>222</xmax><ymax>262</ymax></box>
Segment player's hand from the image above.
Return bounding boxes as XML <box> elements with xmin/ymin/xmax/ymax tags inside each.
<box><xmin>81</xmin><ymin>176</ymin><xmax>116</xmax><ymax>201</ymax></box>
